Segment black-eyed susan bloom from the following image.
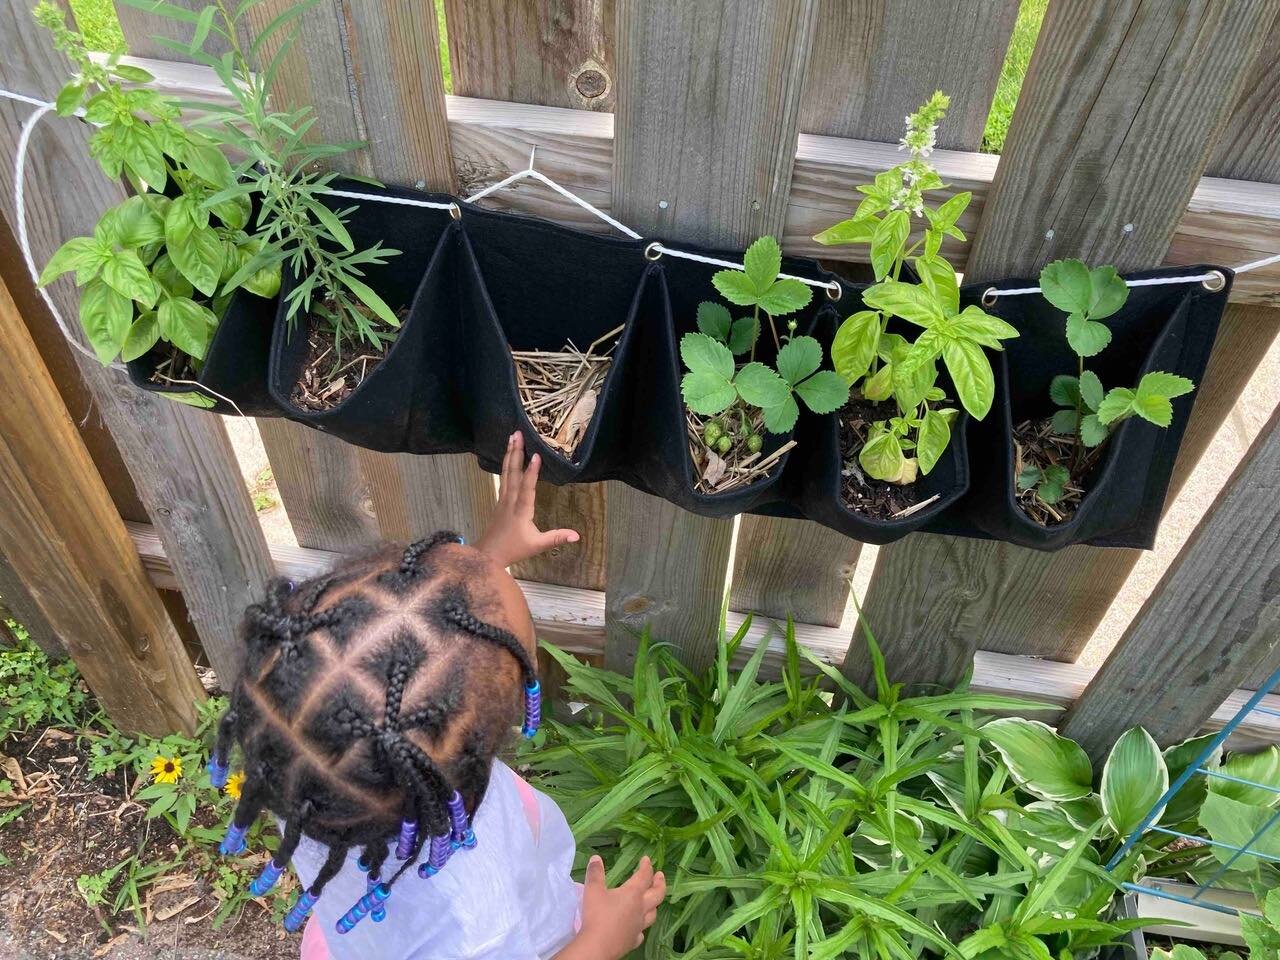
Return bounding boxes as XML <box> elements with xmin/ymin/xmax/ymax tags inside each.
<box><xmin>225</xmin><ymin>770</ymin><xmax>245</xmax><ymax>799</ymax></box>
<box><xmin>150</xmin><ymin>755</ymin><xmax>182</xmax><ymax>784</ymax></box>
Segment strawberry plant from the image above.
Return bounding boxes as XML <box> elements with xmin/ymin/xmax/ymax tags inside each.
<box><xmin>680</xmin><ymin>237</ymin><xmax>847</xmax><ymax>490</ymax></box>
<box><xmin>1017</xmin><ymin>259</ymin><xmax>1196</xmax><ymax>516</ymax></box>
<box><xmin>815</xmin><ymin>92</ymin><xmax>1018</xmax><ymax>487</ymax></box>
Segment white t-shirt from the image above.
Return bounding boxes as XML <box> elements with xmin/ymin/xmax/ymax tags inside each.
<box><xmin>291</xmin><ymin>761</ymin><xmax>581</xmax><ymax>959</ymax></box>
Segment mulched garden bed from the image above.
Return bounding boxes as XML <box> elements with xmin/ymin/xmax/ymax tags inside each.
<box><xmin>0</xmin><ymin>723</ymin><xmax>292</xmax><ymax>960</ymax></box>
<box><xmin>288</xmin><ymin>306</ymin><xmax>407</xmax><ymax>412</ymax></box>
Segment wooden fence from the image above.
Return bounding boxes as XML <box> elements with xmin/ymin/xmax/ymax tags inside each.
<box><xmin>0</xmin><ymin>0</ymin><xmax>1278</xmax><ymax>758</ymax></box>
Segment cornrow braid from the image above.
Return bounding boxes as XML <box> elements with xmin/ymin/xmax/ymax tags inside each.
<box><xmin>216</xmin><ymin>532</ymin><xmax>541</xmax><ymax>936</ymax></box>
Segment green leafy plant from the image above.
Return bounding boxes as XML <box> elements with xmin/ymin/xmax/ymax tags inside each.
<box><xmin>132</xmin><ymin>0</ymin><xmax>405</xmax><ymax>359</ymax></box>
<box><xmin>1018</xmin><ymin>259</ymin><xmax>1195</xmax><ymax>513</ymax></box>
<box><xmin>0</xmin><ymin>626</ymin><xmax>91</xmax><ymax>742</ymax></box>
<box><xmin>815</xmin><ymin>92</ymin><xmax>1018</xmax><ymax>485</ymax></box>
<box><xmin>34</xmin><ymin>4</ymin><xmax>279</xmax><ymax>373</ymax></box>
<box><xmin>1150</xmin><ymin>888</ymin><xmax>1280</xmax><ymax>960</ymax></box>
<box><xmin>520</xmin><ymin>620</ymin><xmax>1198</xmax><ymax>958</ymax></box>
<box><xmin>680</xmin><ymin>236</ymin><xmax>848</xmax><ymax>473</ymax></box>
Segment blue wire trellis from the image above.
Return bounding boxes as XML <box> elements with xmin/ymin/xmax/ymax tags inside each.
<box><xmin>1106</xmin><ymin>661</ymin><xmax>1280</xmax><ymax>919</ymax></box>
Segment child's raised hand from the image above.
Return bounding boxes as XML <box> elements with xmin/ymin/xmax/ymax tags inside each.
<box><xmin>559</xmin><ymin>855</ymin><xmax>666</xmax><ymax>960</ymax></box>
<box><xmin>475</xmin><ymin>432</ymin><xmax>580</xmax><ymax>569</ymax></box>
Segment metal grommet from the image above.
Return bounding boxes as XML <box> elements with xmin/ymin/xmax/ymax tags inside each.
<box><xmin>449</xmin><ymin>203</ymin><xmax>462</xmax><ymax>221</ymax></box>
<box><xmin>643</xmin><ymin>241</ymin><xmax>663</xmax><ymax>261</ymax></box>
<box><xmin>825</xmin><ymin>280</ymin><xmax>842</xmax><ymax>302</ymax></box>
<box><xmin>981</xmin><ymin>287</ymin><xmax>999</xmax><ymax>308</ymax></box>
<box><xmin>1201</xmin><ymin>269</ymin><xmax>1226</xmax><ymax>293</ymax></box>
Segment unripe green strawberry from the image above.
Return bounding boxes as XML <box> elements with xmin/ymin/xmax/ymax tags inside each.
<box><xmin>746</xmin><ymin>434</ymin><xmax>763</xmax><ymax>454</ymax></box>
<box><xmin>703</xmin><ymin>421</ymin><xmax>723</xmax><ymax>445</ymax></box>
<box><xmin>716</xmin><ymin>436</ymin><xmax>732</xmax><ymax>455</ymax></box>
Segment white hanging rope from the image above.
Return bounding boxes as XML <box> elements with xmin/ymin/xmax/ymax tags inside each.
<box><xmin>643</xmin><ymin>242</ymin><xmax>844</xmax><ymax>300</ymax></box>
<box><xmin>328</xmin><ymin>188</ymin><xmax>460</xmax><ymax>217</ymax></box>
<box><xmin>465</xmin><ymin>147</ymin><xmax>643</xmax><ymax>240</ymax></box>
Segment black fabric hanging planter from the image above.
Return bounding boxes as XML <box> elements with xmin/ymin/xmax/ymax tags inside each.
<box><xmin>454</xmin><ymin>204</ymin><xmax>653</xmax><ymax>485</ymax></box>
<box><xmin>959</xmin><ymin>266</ymin><xmax>1231</xmax><ymax>551</ymax></box>
<box><xmin>127</xmin><ymin>287</ymin><xmax>280</xmax><ymax>416</ymax></box>
<box><xmin>631</xmin><ymin>245</ymin><xmax>840</xmax><ymax>519</ymax></box>
<box><xmin>791</xmin><ymin>311</ymin><xmax>972</xmax><ymax>545</ymax></box>
<box><xmin>267</xmin><ymin>182</ymin><xmax>468</xmax><ymax>454</ymax></box>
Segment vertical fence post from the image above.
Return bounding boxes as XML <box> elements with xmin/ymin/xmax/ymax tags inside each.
<box><xmin>1</xmin><ymin>0</ymin><xmax>277</xmax><ymax>686</ymax></box>
<box><xmin>843</xmin><ymin>0</ymin><xmax>1280</xmax><ymax>692</ymax></box>
<box><xmin>607</xmin><ymin>0</ymin><xmax>819</xmax><ymax>671</ymax></box>
<box><xmin>443</xmin><ymin>0</ymin><xmax>611</xmax><ymax>590</ymax></box>
<box><xmin>0</xmin><ymin>272</ymin><xmax>204</xmax><ymax>734</ymax></box>
<box><xmin>1062</xmin><ymin>404</ymin><xmax>1280</xmax><ymax>759</ymax></box>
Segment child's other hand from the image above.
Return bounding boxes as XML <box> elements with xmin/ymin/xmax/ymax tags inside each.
<box><xmin>474</xmin><ymin>432</ymin><xmax>580</xmax><ymax>569</ymax></box>
<box><xmin>573</xmin><ymin>855</ymin><xmax>666</xmax><ymax>959</ymax></box>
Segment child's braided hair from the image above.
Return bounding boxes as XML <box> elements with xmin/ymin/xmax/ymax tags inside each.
<box><xmin>209</xmin><ymin>532</ymin><xmax>540</xmax><ymax>932</ymax></box>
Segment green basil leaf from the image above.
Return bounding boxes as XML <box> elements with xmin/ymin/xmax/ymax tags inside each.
<box><xmin>913</xmin><ymin>254</ymin><xmax>959</xmax><ymax>316</ymax></box>
<box><xmin>832</xmin><ymin>311</ymin><xmax>880</xmax><ymax>385</ymax></box>
<box><xmin>916</xmin><ymin>408</ymin><xmax>951</xmax><ymax>475</ymax></box>
<box><xmin>813</xmin><ymin>216</ymin><xmax>878</xmax><ymax>247</ymax></box>
<box><xmin>863</xmin><ymin>363</ymin><xmax>894</xmax><ymax>402</ymax></box>
<box><xmin>859</xmin><ymin>428</ymin><xmax>907</xmax><ymax>483</ymax></box>
<box><xmin>158</xmin><ymin>296</ymin><xmax>218</xmax><ymax>360</ymax></box>
<box><xmin>951</xmin><ymin>304</ymin><xmax>1019</xmax><ymax>348</ymax></box>
<box><xmin>169</xmin><ymin>224</ymin><xmax>224</xmax><ymax>297</ymax></box>
<box><xmin>39</xmin><ymin>236</ymin><xmax>107</xmax><ymax>286</ymax></box>
<box><xmin>55</xmin><ymin>81</ymin><xmax>87</xmax><ymax>117</ymax></box>
<box><xmin>79</xmin><ymin>278</ymin><xmax>134</xmax><ymax>364</ymax></box>
<box><xmin>119</xmin><ymin>124</ymin><xmax>167</xmax><ymax>191</ymax></box>
<box><xmin>941</xmin><ymin>338</ymin><xmax>994</xmax><ymax>419</ymax></box>
<box><xmin>102</xmin><ymin>249</ymin><xmax>158</xmax><ymax>306</ymax></box>
<box><xmin>120</xmin><ymin>311</ymin><xmax>161</xmax><ymax>361</ymax></box>
<box><xmin>863</xmin><ymin>279</ymin><xmax>945</xmax><ymax>328</ymax></box>
<box><xmin>870</xmin><ymin>209</ymin><xmax>909</xmax><ymax>281</ymax></box>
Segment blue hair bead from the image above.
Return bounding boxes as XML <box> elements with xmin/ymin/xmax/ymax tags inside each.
<box><xmin>219</xmin><ymin>822</ymin><xmax>248</xmax><ymax>856</ymax></box>
<box><xmin>521</xmin><ymin>680</ymin><xmax>542</xmax><ymax>739</ymax></box>
<box><xmin>447</xmin><ymin>791</ymin><xmax>475</xmax><ymax>848</ymax></box>
<box><xmin>283</xmin><ymin>890</ymin><xmax>319</xmax><ymax>933</ymax></box>
<box><xmin>455</xmin><ymin>534</ymin><xmax>465</xmax><ymax>545</ymax></box>
<box><xmin>367</xmin><ymin>873</ymin><xmax>387</xmax><ymax>923</ymax></box>
<box><xmin>335</xmin><ymin>883</ymin><xmax>390</xmax><ymax>934</ymax></box>
<box><xmin>395</xmin><ymin>818</ymin><xmax>418</xmax><ymax>860</ymax></box>
<box><xmin>206</xmin><ymin>756</ymin><xmax>230</xmax><ymax>789</ymax></box>
<box><xmin>249</xmin><ymin>858</ymin><xmax>285</xmax><ymax>897</ymax></box>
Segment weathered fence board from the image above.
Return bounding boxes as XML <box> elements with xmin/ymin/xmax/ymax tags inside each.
<box><xmin>607</xmin><ymin>0</ymin><xmax>819</xmax><ymax>670</ymax></box>
<box><xmin>0</xmin><ymin>272</ymin><xmax>203</xmax><ymax>734</ymax></box>
<box><xmin>1206</xmin><ymin>15</ymin><xmax>1280</xmax><ymax>182</ymax></box>
<box><xmin>444</xmin><ymin>0</ymin><xmax>615</xmax><ymax>112</ymax></box>
<box><xmin>729</xmin><ymin>518</ymin><xmax>860</xmax><ymax>627</ymax></box>
<box><xmin>844</xmin><ymin>0</ymin><xmax>1280</xmax><ymax>690</ymax></box>
<box><xmin>0</xmin><ymin>553</ymin><xmax>64</xmax><ymax>657</ymax></box>
<box><xmin>800</xmin><ymin>0</ymin><xmax>1020</xmax><ymax>150</ymax></box>
<box><xmin>1062</xmin><ymin>403</ymin><xmax>1280</xmax><ymax>759</ymax></box>
<box><xmin>1</xmin><ymin>2</ymin><xmax>276</xmax><ymax>685</ymax></box>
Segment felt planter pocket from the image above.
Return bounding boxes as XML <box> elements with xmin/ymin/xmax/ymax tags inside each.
<box><xmin>127</xmin><ymin>287</ymin><xmax>280</xmax><ymax>416</ymax></box>
<box><xmin>268</xmin><ymin>183</ymin><xmax>466</xmax><ymax>453</ymax></box>
<box><xmin>454</xmin><ymin>204</ymin><xmax>652</xmax><ymax>484</ymax></box>
<box><xmin>634</xmin><ymin>246</ymin><xmax>841</xmax><ymax>519</ymax></box>
<box><xmin>791</xmin><ymin>310</ymin><xmax>971</xmax><ymax>545</ymax></box>
<box><xmin>961</xmin><ymin>266</ymin><xmax>1230</xmax><ymax>551</ymax></box>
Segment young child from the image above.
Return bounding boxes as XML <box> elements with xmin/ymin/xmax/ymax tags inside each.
<box><xmin>207</xmin><ymin>433</ymin><xmax>665</xmax><ymax>959</ymax></box>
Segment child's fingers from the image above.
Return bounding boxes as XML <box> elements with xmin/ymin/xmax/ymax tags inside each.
<box><xmin>516</xmin><ymin>451</ymin><xmax>541</xmax><ymax>514</ymax></box>
<box><xmin>499</xmin><ymin>432</ymin><xmax>519</xmax><ymax>500</ymax></box>
<box><xmin>625</xmin><ymin>856</ymin><xmax>654</xmax><ymax>889</ymax></box>
<box><xmin>585</xmin><ymin>854</ymin><xmax>606</xmax><ymax>890</ymax></box>
<box><xmin>645</xmin><ymin>871</ymin><xmax>666</xmax><ymax>907</ymax></box>
<box><xmin>536</xmin><ymin>528</ymin><xmax>580</xmax><ymax>553</ymax></box>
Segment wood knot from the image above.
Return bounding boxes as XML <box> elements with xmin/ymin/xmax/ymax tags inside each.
<box><xmin>569</xmin><ymin>59</ymin><xmax>611</xmax><ymax>107</ymax></box>
<box><xmin>575</xmin><ymin>69</ymin><xmax>606</xmax><ymax>99</ymax></box>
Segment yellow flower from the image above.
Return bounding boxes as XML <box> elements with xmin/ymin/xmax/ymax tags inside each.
<box><xmin>225</xmin><ymin>771</ymin><xmax>245</xmax><ymax>800</ymax></box>
<box><xmin>150</xmin><ymin>755</ymin><xmax>182</xmax><ymax>784</ymax></box>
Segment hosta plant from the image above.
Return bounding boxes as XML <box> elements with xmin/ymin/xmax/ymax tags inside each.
<box><xmin>1017</xmin><ymin>259</ymin><xmax>1196</xmax><ymax>515</ymax></box>
<box><xmin>33</xmin><ymin>4</ymin><xmax>279</xmax><ymax>375</ymax></box>
<box><xmin>121</xmin><ymin>0</ymin><xmax>403</xmax><ymax>361</ymax></box>
<box><xmin>1193</xmin><ymin>743</ymin><xmax>1280</xmax><ymax>894</ymax></box>
<box><xmin>814</xmin><ymin>92</ymin><xmax>1018</xmax><ymax>486</ymax></box>
<box><xmin>680</xmin><ymin>236</ymin><xmax>848</xmax><ymax>488</ymax></box>
<box><xmin>520</xmin><ymin>620</ymin><xmax>1205</xmax><ymax>959</ymax></box>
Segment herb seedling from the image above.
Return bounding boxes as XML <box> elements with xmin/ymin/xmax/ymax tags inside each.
<box><xmin>127</xmin><ymin>0</ymin><xmax>403</xmax><ymax>364</ymax></box>
<box><xmin>34</xmin><ymin>4</ymin><xmax>279</xmax><ymax>376</ymax></box>
<box><xmin>679</xmin><ymin>237</ymin><xmax>847</xmax><ymax>491</ymax></box>
<box><xmin>1017</xmin><ymin>259</ymin><xmax>1195</xmax><ymax>517</ymax></box>
<box><xmin>815</xmin><ymin>92</ymin><xmax>1018</xmax><ymax>488</ymax></box>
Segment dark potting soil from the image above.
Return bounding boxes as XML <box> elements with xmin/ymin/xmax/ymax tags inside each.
<box><xmin>288</xmin><ymin>305</ymin><xmax>406</xmax><ymax>412</ymax></box>
<box><xmin>1012</xmin><ymin>416</ymin><xmax>1105</xmax><ymax>527</ymax></box>
<box><xmin>838</xmin><ymin>395</ymin><xmax>932</xmax><ymax>520</ymax></box>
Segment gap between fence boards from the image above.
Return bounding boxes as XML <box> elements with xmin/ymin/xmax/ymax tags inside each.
<box><xmin>123</xmin><ymin>521</ymin><xmax>1280</xmax><ymax>749</ymax></box>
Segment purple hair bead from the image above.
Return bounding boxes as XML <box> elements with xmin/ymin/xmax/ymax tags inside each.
<box><xmin>219</xmin><ymin>822</ymin><xmax>248</xmax><ymax>856</ymax></box>
<box><xmin>417</xmin><ymin>833</ymin><xmax>452</xmax><ymax>878</ymax></box>
<box><xmin>366</xmin><ymin>873</ymin><xmax>387</xmax><ymax>922</ymax></box>
<box><xmin>447</xmin><ymin>791</ymin><xmax>475</xmax><ymax>848</ymax></box>
<box><xmin>283</xmin><ymin>890</ymin><xmax>319</xmax><ymax>933</ymax></box>
<box><xmin>521</xmin><ymin>680</ymin><xmax>542</xmax><ymax>739</ymax></box>
<box><xmin>335</xmin><ymin>883</ymin><xmax>390</xmax><ymax>934</ymax></box>
<box><xmin>249</xmin><ymin>858</ymin><xmax>285</xmax><ymax>897</ymax></box>
<box><xmin>206</xmin><ymin>756</ymin><xmax>230</xmax><ymax>789</ymax></box>
<box><xmin>395</xmin><ymin>818</ymin><xmax>418</xmax><ymax>860</ymax></box>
